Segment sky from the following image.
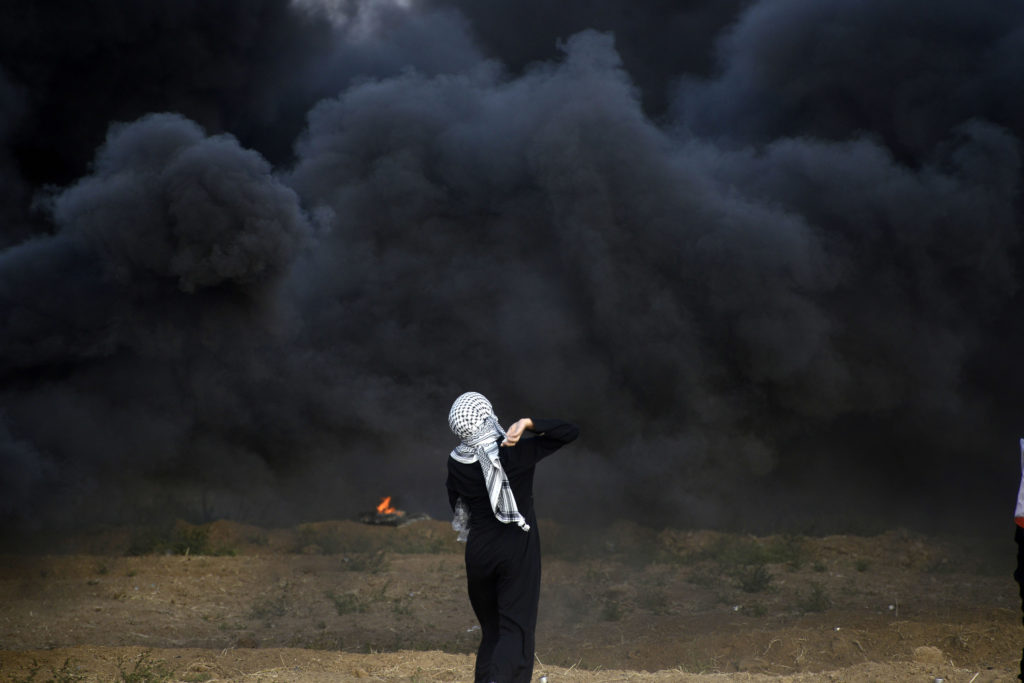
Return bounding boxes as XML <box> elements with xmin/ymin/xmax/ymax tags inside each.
<box><xmin>1</xmin><ymin>0</ymin><xmax>1023</xmax><ymax>538</ymax></box>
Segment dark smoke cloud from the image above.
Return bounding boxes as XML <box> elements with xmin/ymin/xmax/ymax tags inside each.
<box><xmin>1</xmin><ymin>112</ymin><xmax>314</xmax><ymax>526</ymax></box>
<box><xmin>0</xmin><ymin>0</ymin><xmax>482</xmax><ymax>228</ymax></box>
<box><xmin>0</xmin><ymin>67</ymin><xmax>31</xmax><ymax>247</ymax></box>
<box><xmin>421</xmin><ymin>0</ymin><xmax>752</xmax><ymax>115</ymax></box>
<box><xmin>1</xmin><ymin>0</ymin><xmax>1022</xmax><ymax>537</ymax></box>
<box><xmin>673</xmin><ymin>0</ymin><xmax>1024</xmax><ymax>160</ymax></box>
<box><xmin>53</xmin><ymin>113</ymin><xmax>311</xmax><ymax>293</ymax></box>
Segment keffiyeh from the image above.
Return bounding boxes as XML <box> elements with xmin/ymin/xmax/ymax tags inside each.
<box><xmin>448</xmin><ymin>392</ymin><xmax>530</xmax><ymax>533</ymax></box>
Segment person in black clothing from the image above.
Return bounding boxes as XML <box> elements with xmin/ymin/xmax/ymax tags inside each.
<box><xmin>445</xmin><ymin>391</ymin><xmax>579</xmax><ymax>683</ymax></box>
<box><xmin>1015</xmin><ymin>525</ymin><xmax>1024</xmax><ymax>681</ymax></box>
<box><xmin>1014</xmin><ymin>439</ymin><xmax>1024</xmax><ymax>680</ymax></box>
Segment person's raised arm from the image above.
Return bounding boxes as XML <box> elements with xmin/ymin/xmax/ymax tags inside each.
<box><xmin>501</xmin><ymin>418</ymin><xmax>534</xmax><ymax>446</ymax></box>
<box><xmin>501</xmin><ymin>417</ymin><xmax>579</xmax><ymax>471</ymax></box>
<box><xmin>528</xmin><ymin>418</ymin><xmax>579</xmax><ymax>445</ymax></box>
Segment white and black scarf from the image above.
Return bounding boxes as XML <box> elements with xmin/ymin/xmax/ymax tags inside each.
<box><xmin>448</xmin><ymin>392</ymin><xmax>530</xmax><ymax>533</ymax></box>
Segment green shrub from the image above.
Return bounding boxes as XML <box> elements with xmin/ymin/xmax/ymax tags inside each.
<box><xmin>327</xmin><ymin>591</ymin><xmax>367</xmax><ymax>615</ymax></box>
<box><xmin>737</xmin><ymin>564</ymin><xmax>772</xmax><ymax>593</ymax></box>
<box><xmin>798</xmin><ymin>582</ymin><xmax>831</xmax><ymax>613</ymax></box>
<box><xmin>116</xmin><ymin>652</ymin><xmax>173</xmax><ymax>683</ymax></box>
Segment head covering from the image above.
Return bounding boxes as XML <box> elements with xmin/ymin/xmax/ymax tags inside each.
<box><xmin>448</xmin><ymin>392</ymin><xmax>530</xmax><ymax>533</ymax></box>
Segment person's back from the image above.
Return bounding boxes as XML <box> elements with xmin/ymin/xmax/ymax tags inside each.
<box><xmin>444</xmin><ymin>392</ymin><xmax>578</xmax><ymax>683</ymax></box>
<box><xmin>447</xmin><ymin>417</ymin><xmax>579</xmax><ymax>535</ymax></box>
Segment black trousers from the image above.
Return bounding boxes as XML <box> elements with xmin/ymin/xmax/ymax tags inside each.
<box><xmin>465</xmin><ymin>527</ymin><xmax>542</xmax><ymax>683</ymax></box>
<box><xmin>1015</xmin><ymin>526</ymin><xmax>1024</xmax><ymax>681</ymax></box>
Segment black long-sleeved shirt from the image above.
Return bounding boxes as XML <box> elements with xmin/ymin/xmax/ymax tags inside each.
<box><xmin>446</xmin><ymin>418</ymin><xmax>579</xmax><ymax>535</ymax></box>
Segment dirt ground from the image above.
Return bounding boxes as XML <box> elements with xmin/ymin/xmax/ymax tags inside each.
<box><xmin>0</xmin><ymin>518</ymin><xmax>1020</xmax><ymax>682</ymax></box>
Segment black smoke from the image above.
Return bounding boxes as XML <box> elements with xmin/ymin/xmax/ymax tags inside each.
<box><xmin>1</xmin><ymin>0</ymin><xmax>1022</xmax><ymax>537</ymax></box>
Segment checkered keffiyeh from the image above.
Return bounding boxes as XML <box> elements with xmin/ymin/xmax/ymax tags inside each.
<box><xmin>448</xmin><ymin>392</ymin><xmax>530</xmax><ymax>533</ymax></box>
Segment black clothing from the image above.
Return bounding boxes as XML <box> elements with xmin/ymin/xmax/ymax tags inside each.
<box><xmin>446</xmin><ymin>418</ymin><xmax>579</xmax><ymax>683</ymax></box>
<box><xmin>1015</xmin><ymin>525</ymin><xmax>1024</xmax><ymax>680</ymax></box>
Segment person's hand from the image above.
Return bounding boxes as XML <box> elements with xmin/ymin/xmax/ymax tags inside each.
<box><xmin>502</xmin><ymin>418</ymin><xmax>534</xmax><ymax>446</ymax></box>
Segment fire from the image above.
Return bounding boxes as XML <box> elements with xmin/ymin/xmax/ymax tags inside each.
<box><xmin>376</xmin><ymin>496</ymin><xmax>397</xmax><ymax>515</ymax></box>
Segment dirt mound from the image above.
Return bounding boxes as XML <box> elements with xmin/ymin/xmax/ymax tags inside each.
<box><xmin>0</xmin><ymin>647</ymin><xmax>1009</xmax><ymax>682</ymax></box>
<box><xmin>0</xmin><ymin>520</ymin><xmax>1019</xmax><ymax>681</ymax></box>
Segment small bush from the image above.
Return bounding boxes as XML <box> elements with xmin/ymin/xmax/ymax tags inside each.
<box><xmin>765</xmin><ymin>534</ymin><xmax>808</xmax><ymax>569</ymax></box>
<box><xmin>341</xmin><ymin>552</ymin><xmax>389</xmax><ymax>573</ymax></box>
<box><xmin>125</xmin><ymin>522</ymin><xmax>235</xmax><ymax>556</ymax></box>
<box><xmin>687</xmin><ymin>569</ymin><xmax>720</xmax><ymax>588</ymax></box>
<box><xmin>170</xmin><ymin>526</ymin><xmax>211</xmax><ymax>555</ymax></box>
<box><xmin>637</xmin><ymin>589</ymin><xmax>673</xmax><ymax>615</ymax></box>
<box><xmin>737</xmin><ymin>565</ymin><xmax>772</xmax><ymax>593</ymax></box>
<box><xmin>706</xmin><ymin>536</ymin><xmax>769</xmax><ymax>567</ymax></box>
<box><xmin>599</xmin><ymin>589</ymin><xmax>630</xmax><ymax>621</ymax></box>
<box><xmin>798</xmin><ymin>582</ymin><xmax>831</xmax><ymax>613</ymax></box>
<box><xmin>116</xmin><ymin>652</ymin><xmax>173</xmax><ymax>683</ymax></box>
<box><xmin>327</xmin><ymin>591</ymin><xmax>367</xmax><ymax>615</ymax></box>
<box><xmin>248</xmin><ymin>593</ymin><xmax>289</xmax><ymax>620</ymax></box>
<box><xmin>51</xmin><ymin>661</ymin><xmax>70</xmax><ymax>682</ymax></box>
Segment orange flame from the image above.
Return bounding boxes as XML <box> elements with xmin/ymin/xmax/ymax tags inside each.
<box><xmin>376</xmin><ymin>496</ymin><xmax>397</xmax><ymax>515</ymax></box>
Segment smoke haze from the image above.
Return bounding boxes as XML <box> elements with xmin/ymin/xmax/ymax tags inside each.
<box><xmin>1</xmin><ymin>0</ymin><xmax>1022</xmax><ymax>537</ymax></box>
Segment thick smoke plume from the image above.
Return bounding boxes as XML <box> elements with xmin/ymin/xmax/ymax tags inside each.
<box><xmin>1</xmin><ymin>0</ymin><xmax>1022</xmax><ymax>536</ymax></box>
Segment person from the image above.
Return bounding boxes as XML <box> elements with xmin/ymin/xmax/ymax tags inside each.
<box><xmin>1014</xmin><ymin>439</ymin><xmax>1024</xmax><ymax>681</ymax></box>
<box><xmin>445</xmin><ymin>391</ymin><xmax>579</xmax><ymax>683</ymax></box>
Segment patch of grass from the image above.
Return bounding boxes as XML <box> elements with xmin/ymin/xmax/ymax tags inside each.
<box><xmin>248</xmin><ymin>592</ymin><xmax>289</xmax><ymax>620</ymax></box>
<box><xmin>328</xmin><ymin>591</ymin><xmax>367</xmax><ymax>615</ymax></box>
<box><xmin>637</xmin><ymin>588</ymin><xmax>673</xmax><ymax>615</ymax></box>
<box><xmin>391</xmin><ymin>597</ymin><xmax>414</xmax><ymax>615</ymax></box>
<box><xmin>687</xmin><ymin>569</ymin><xmax>720</xmax><ymax>588</ymax></box>
<box><xmin>327</xmin><ymin>582</ymin><xmax>389</xmax><ymax>616</ymax></box>
<box><xmin>765</xmin><ymin>534</ymin><xmax>808</xmax><ymax>569</ymax></box>
<box><xmin>126</xmin><ymin>522</ymin><xmax>235</xmax><ymax>556</ymax></box>
<box><xmin>393</xmin><ymin>531</ymin><xmax>449</xmax><ymax>555</ymax></box>
<box><xmin>9</xmin><ymin>657</ymin><xmax>86</xmax><ymax>683</ymax></box>
<box><xmin>169</xmin><ymin>526</ymin><xmax>210</xmax><ymax>555</ymax></box>
<box><xmin>798</xmin><ymin>582</ymin><xmax>831</xmax><ymax>613</ymax></box>
<box><xmin>747</xmin><ymin>602</ymin><xmax>767</xmax><ymax>617</ymax></box>
<box><xmin>599</xmin><ymin>589</ymin><xmax>630</xmax><ymax>621</ymax></box>
<box><xmin>736</xmin><ymin>564</ymin><xmax>772</xmax><ymax>593</ymax></box>
<box><xmin>180</xmin><ymin>674</ymin><xmax>213</xmax><ymax>683</ymax></box>
<box><xmin>341</xmin><ymin>551</ymin><xmax>389</xmax><ymax>573</ymax></box>
<box><xmin>8</xmin><ymin>659</ymin><xmax>41</xmax><ymax>683</ymax></box>
<box><xmin>812</xmin><ymin>561</ymin><xmax>827</xmax><ymax>573</ymax></box>
<box><xmin>854</xmin><ymin>558</ymin><xmax>871</xmax><ymax>572</ymax></box>
<box><xmin>126</xmin><ymin>527</ymin><xmax>168</xmax><ymax>556</ymax></box>
<box><xmin>705</xmin><ymin>536</ymin><xmax>769</xmax><ymax>567</ymax></box>
<box><xmin>296</xmin><ymin>524</ymin><xmax>356</xmax><ymax>555</ymax></box>
<box><xmin>677</xmin><ymin>647</ymin><xmax>721</xmax><ymax>674</ymax></box>
<box><xmin>116</xmin><ymin>652</ymin><xmax>173</xmax><ymax>683</ymax></box>
<box><xmin>126</xmin><ymin>525</ymin><xmax>203</xmax><ymax>556</ymax></box>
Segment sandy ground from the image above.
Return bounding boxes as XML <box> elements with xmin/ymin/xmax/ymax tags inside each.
<box><xmin>0</xmin><ymin>518</ymin><xmax>1020</xmax><ymax>681</ymax></box>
